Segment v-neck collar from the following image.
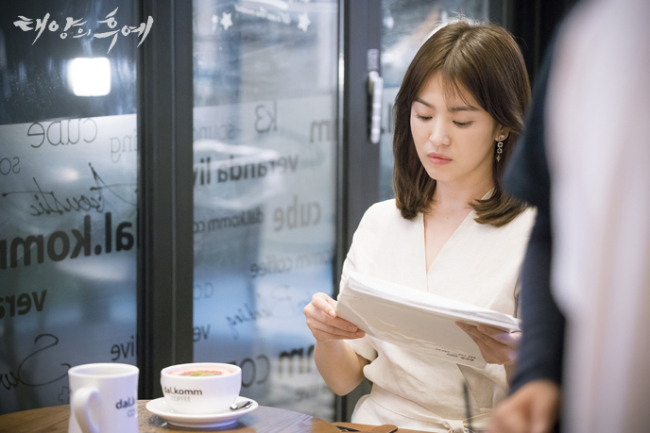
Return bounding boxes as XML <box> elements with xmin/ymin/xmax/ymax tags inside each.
<box><xmin>423</xmin><ymin>208</ymin><xmax>476</xmax><ymax>276</ymax></box>
<box><xmin>421</xmin><ymin>188</ymin><xmax>494</xmax><ymax>279</ymax></box>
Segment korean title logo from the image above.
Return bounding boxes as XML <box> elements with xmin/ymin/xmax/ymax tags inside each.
<box><xmin>13</xmin><ymin>7</ymin><xmax>153</xmax><ymax>54</ymax></box>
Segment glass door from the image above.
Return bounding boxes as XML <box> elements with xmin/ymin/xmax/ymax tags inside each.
<box><xmin>0</xmin><ymin>0</ymin><xmax>140</xmax><ymax>414</ymax></box>
<box><xmin>192</xmin><ymin>0</ymin><xmax>339</xmax><ymax>420</ymax></box>
<box><xmin>338</xmin><ymin>0</ymin><xmax>506</xmax><ymax>420</ymax></box>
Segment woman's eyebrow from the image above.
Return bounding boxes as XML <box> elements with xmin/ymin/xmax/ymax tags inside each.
<box><xmin>448</xmin><ymin>105</ymin><xmax>479</xmax><ymax>113</ymax></box>
<box><xmin>414</xmin><ymin>97</ymin><xmax>434</xmax><ymax>108</ymax></box>
<box><xmin>414</xmin><ymin>97</ymin><xmax>479</xmax><ymax>113</ymax></box>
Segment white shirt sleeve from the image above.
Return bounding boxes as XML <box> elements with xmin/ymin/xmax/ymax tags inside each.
<box><xmin>338</xmin><ymin>209</ymin><xmax>378</xmax><ymax>362</ymax></box>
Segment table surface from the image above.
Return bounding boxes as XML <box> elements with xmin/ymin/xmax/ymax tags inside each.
<box><xmin>0</xmin><ymin>401</ymin><xmax>430</xmax><ymax>433</ymax></box>
<box><xmin>0</xmin><ymin>401</ymin><xmax>339</xmax><ymax>433</ymax></box>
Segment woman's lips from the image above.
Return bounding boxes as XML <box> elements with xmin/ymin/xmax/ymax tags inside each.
<box><xmin>427</xmin><ymin>153</ymin><xmax>452</xmax><ymax>165</ymax></box>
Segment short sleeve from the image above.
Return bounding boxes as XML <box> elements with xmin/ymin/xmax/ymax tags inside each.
<box><xmin>337</xmin><ymin>210</ymin><xmax>378</xmax><ymax>362</ymax></box>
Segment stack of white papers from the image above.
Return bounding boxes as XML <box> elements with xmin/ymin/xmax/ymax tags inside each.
<box><xmin>336</xmin><ymin>273</ymin><xmax>520</xmax><ymax>369</ymax></box>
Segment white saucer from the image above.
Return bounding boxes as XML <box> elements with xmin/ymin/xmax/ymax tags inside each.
<box><xmin>146</xmin><ymin>396</ymin><xmax>258</xmax><ymax>428</ymax></box>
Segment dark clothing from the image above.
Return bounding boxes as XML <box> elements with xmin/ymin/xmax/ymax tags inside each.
<box><xmin>503</xmin><ymin>41</ymin><xmax>566</xmax><ymax>394</ymax></box>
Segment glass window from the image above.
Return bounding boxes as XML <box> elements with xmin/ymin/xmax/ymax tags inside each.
<box><xmin>0</xmin><ymin>0</ymin><xmax>138</xmax><ymax>414</ymax></box>
<box><xmin>192</xmin><ymin>0</ymin><xmax>339</xmax><ymax>420</ymax></box>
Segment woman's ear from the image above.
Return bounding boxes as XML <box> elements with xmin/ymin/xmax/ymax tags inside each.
<box><xmin>495</xmin><ymin>127</ymin><xmax>510</xmax><ymax>141</ymax></box>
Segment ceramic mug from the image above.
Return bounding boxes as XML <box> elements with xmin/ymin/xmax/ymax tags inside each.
<box><xmin>161</xmin><ymin>362</ymin><xmax>241</xmax><ymax>414</ymax></box>
<box><xmin>68</xmin><ymin>363</ymin><xmax>139</xmax><ymax>433</ymax></box>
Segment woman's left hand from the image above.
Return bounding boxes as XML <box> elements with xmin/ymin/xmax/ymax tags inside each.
<box><xmin>456</xmin><ymin>322</ymin><xmax>521</xmax><ymax>365</ymax></box>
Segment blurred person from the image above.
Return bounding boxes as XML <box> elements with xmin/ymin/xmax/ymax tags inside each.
<box><xmin>304</xmin><ymin>20</ymin><xmax>535</xmax><ymax>432</ymax></box>
<box><xmin>487</xmin><ymin>38</ymin><xmax>564</xmax><ymax>433</ymax></box>
<box><xmin>488</xmin><ymin>1</ymin><xmax>650</xmax><ymax>432</ymax></box>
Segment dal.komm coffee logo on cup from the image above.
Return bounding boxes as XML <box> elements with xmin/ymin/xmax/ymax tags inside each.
<box><xmin>68</xmin><ymin>363</ymin><xmax>139</xmax><ymax>433</ymax></box>
<box><xmin>161</xmin><ymin>362</ymin><xmax>242</xmax><ymax>414</ymax></box>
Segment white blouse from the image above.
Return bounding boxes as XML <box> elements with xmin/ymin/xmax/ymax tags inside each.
<box><xmin>340</xmin><ymin>199</ymin><xmax>535</xmax><ymax>432</ymax></box>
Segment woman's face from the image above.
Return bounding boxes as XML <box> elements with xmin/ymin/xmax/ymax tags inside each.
<box><xmin>410</xmin><ymin>72</ymin><xmax>507</xmax><ymax>187</ymax></box>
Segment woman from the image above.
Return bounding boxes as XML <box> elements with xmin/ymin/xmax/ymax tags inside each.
<box><xmin>304</xmin><ymin>20</ymin><xmax>534</xmax><ymax>432</ymax></box>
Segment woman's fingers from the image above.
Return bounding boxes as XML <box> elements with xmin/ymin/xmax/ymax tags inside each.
<box><xmin>304</xmin><ymin>293</ymin><xmax>365</xmax><ymax>341</ymax></box>
<box><xmin>307</xmin><ymin>317</ymin><xmax>365</xmax><ymax>339</ymax></box>
<box><xmin>464</xmin><ymin>330</ymin><xmax>485</xmax><ymax>348</ymax></box>
<box><xmin>458</xmin><ymin>322</ymin><xmax>519</xmax><ymax>347</ymax></box>
<box><xmin>308</xmin><ymin>293</ymin><xmax>341</xmax><ymax>322</ymax></box>
<box><xmin>317</xmin><ymin>307</ymin><xmax>360</xmax><ymax>332</ymax></box>
<box><xmin>323</xmin><ymin>294</ymin><xmax>339</xmax><ymax>311</ymax></box>
<box><xmin>458</xmin><ymin>323</ymin><xmax>493</xmax><ymax>344</ymax></box>
<box><xmin>457</xmin><ymin>323</ymin><xmax>490</xmax><ymax>350</ymax></box>
<box><xmin>464</xmin><ymin>331</ymin><xmax>502</xmax><ymax>362</ymax></box>
<box><xmin>477</xmin><ymin>324</ymin><xmax>521</xmax><ymax>346</ymax></box>
<box><xmin>307</xmin><ymin>319</ymin><xmax>365</xmax><ymax>339</ymax></box>
<box><xmin>457</xmin><ymin>322</ymin><xmax>516</xmax><ymax>364</ymax></box>
<box><xmin>311</xmin><ymin>293</ymin><xmax>337</xmax><ymax>318</ymax></box>
<box><xmin>476</xmin><ymin>324</ymin><xmax>506</xmax><ymax>337</ymax></box>
<box><xmin>305</xmin><ymin>302</ymin><xmax>355</xmax><ymax>331</ymax></box>
<box><xmin>313</xmin><ymin>294</ymin><xmax>359</xmax><ymax>330</ymax></box>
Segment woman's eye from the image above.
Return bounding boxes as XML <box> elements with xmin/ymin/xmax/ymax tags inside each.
<box><xmin>415</xmin><ymin>114</ymin><xmax>432</xmax><ymax>121</ymax></box>
<box><xmin>453</xmin><ymin>121</ymin><xmax>472</xmax><ymax>127</ymax></box>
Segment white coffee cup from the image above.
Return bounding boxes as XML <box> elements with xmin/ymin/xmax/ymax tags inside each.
<box><xmin>68</xmin><ymin>363</ymin><xmax>139</xmax><ymax>433</ymax></box>
<box><xmin>161</xmin><ymin>362</ymin><xmax>241</xmax><ymax>414</ymax></box>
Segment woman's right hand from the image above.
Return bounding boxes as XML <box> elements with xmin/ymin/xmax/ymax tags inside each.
<box><xmin>303</xmin><ymin>293</ymin><xmax>365</xmax><ymax>342</ymax></box>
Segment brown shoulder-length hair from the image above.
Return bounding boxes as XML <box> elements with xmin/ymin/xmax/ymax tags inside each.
<box><xmin>393</xmin><ymin>20</ymin><xmax>531</xmax><ymax>227</ymax></box>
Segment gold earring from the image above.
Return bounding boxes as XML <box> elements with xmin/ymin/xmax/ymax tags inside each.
<box><xmin>496</xmin><ymin>135</ymin><xmax>505</xmax><ymax>162</ymax></box>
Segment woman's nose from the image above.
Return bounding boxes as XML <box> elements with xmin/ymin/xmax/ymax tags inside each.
<box><xmin>428</xmin><ymin>120</ymin><xmax>450</xmax><ymax>146</ymax></box>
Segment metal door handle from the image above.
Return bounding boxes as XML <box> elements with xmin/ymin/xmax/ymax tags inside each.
<box><xmin>367</xmin><ymin>70</ymin><xmax>383</xmax><ymax>144</ymax></box>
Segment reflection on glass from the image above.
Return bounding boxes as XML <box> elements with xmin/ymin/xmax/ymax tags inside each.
<box><xmin>193</xmin><ymin>0</ymin><xmax>338</xmax><ymax>420</ymax></box>
<box><xmin>67</xmin><ymin>58</ymin><xmax>112</xmax><ymax>96</ymax></box>
<box><xmin>379</xmin><ymin>0</ymin><xmax>491</xmax><ymax>200</ymax></box>
<box><xmin>0</xmin><ymin>1</ymin><xmax>138</xmax><ymax>414</ymax></box>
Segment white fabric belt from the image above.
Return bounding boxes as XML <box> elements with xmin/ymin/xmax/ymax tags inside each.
<box><xmin>368</xmin><ymin>386</ymin><xmax>492</xmax><ymax>433</ymax></box>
